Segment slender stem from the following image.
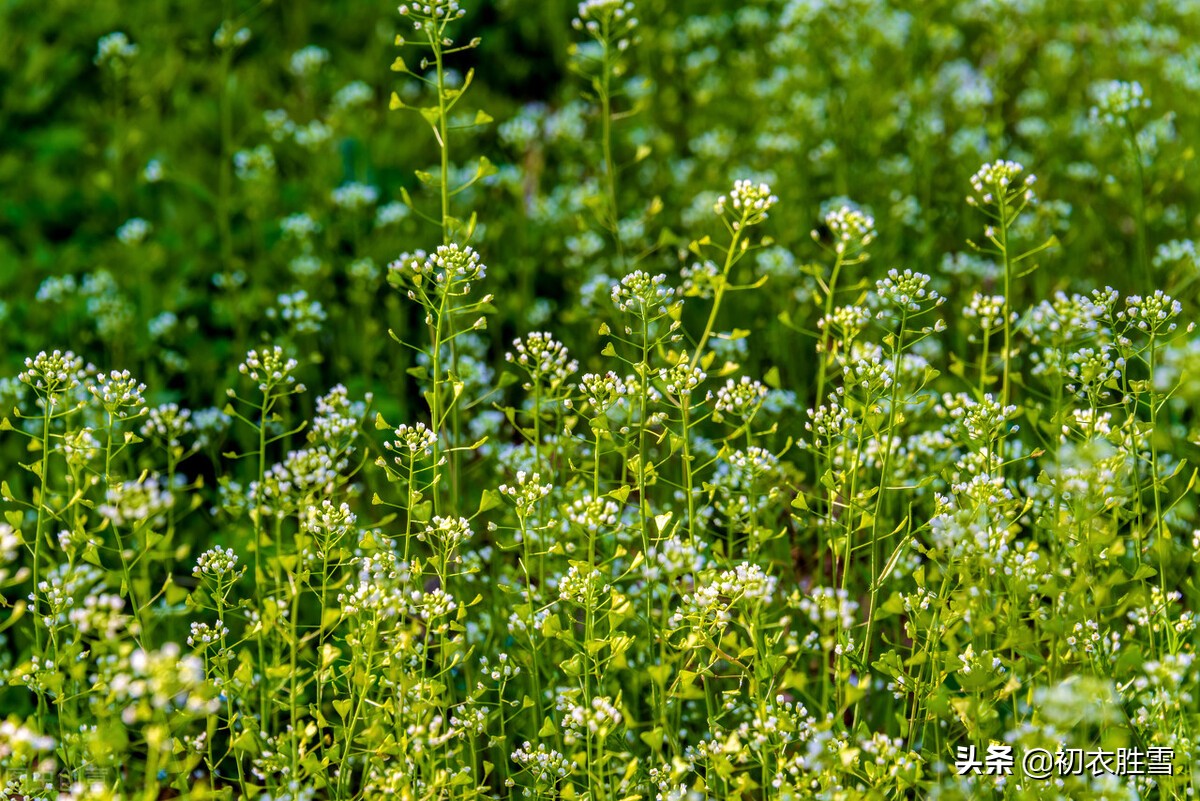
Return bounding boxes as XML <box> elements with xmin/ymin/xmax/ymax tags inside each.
<box><xmin>692</xmin><ymin>226</ymin><xmax>743</xmax><ymax>367</ymax></box>
<box><xmin>815</xmin><ymin>254</ymin><xmax>844</xmax><ymax>408</ymax></box>
<box><xmin>999</xmin><ymin>194</ymin><xmax>1013</xmax><ymax>410</ymax></box>
<box><xmin>599</xmin><ymin>34</ymin><xmax>624</xmax><ymax>266</ymax></box>
<box><xmin>856</xmin><ymin>310</ymin><xmax>907</xmax><ymax>727</ymax></box>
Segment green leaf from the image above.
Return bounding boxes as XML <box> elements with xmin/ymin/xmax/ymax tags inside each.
<box><xmin>390</xmin><ymin>55</ymin><xmax>409</xmax><ymax>73</ymax></box>
<box><xmin>0</xmin><ymin>601</ymin><xmax>25</xmax><ymax>633</ymax></box>
<box><xmin>389</xmin><ymin>92</ymin><xmax>405</xmax><ymax>110</ymax></box>
<box><xmin>476</xmin><ymin>489</ymin><xmax>501</xmax><ymax>515</ymax></box>
<box><xmin>410</xmin><ymin>500</ymin><xmax>432</xmax><ymax>523</ymax></box>
<box><xmin>608</xmin><ymin>485</ymin><xmax>632</xmax><ymax>504</ymax></box>
<box><xmin>1129</xmin><ymin>564</ymin><xmax>1157</xmax><ymax>582</ymax></box>
<box><xmin>419</xmin><ymin>106</ymin><xmax>441</xmax><ymax>127</ymax></box>
<box><xmin>640</xmin><ymin>728</ymin><xmax>665</xmax><ymax>752</ymax></box>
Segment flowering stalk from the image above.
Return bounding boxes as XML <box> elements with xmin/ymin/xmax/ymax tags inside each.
<box><xmin>691</xmin><ymin>180</ymin><xmax>777</xmax><ymax>368</ymax></box>
<box><xmin>811</xmin><ymin>204</ymin><xmax>875</xmax><ymax>408</ymax></box>
<box><xmin>572</xmin><ymin>0</ymin><xmax>639</xmax><ymax>263</ymax></box>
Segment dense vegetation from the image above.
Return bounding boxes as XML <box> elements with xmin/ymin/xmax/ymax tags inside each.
<box><xmin>2</xmin><ymin>0</ymin><xmax>1200</xmax><ymax>798</ymax></box>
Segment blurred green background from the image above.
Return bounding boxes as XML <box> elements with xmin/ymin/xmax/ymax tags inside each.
<box><xmin>1</xmin><ymin>0</ymin><xmax>1197</xmax><ymax>418</ymax></box>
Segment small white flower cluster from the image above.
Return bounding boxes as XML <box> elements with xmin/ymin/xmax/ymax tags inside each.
<box><xmin>817</xmin><ymin>205</ymin><xmax>875</xmax><ymax>257</ymax></box>
<box><xmin>479</xmin><ymin>653</ymin><xmax>520</xmax><ymax>682</ymax></box>
<box><xmin>141</xmin><ymin>403</ymin><xmax>194</xmax><ymax>448</ymax></box>
<box><xmin>573</xmin><ymin>371</ymin><xmax>629</xmax><ymax>414</ymax></box>
<box><xmin>331</xmin><ymin>182</ymin><xmax>380</xmax><ymax>211</ymax></box>
<box><xmin>671</xmin><ymin>562</ymin><xmax>778</xmax><ymax>631</ymax></box>
<box><xmin>558</xmin><ymin>694</ymin><xmax>623</xmax><ymax>742</ymax></box>
<box><xmin>715</xmin><ymin>179</ymin><xmax>778</xmax><ymax>229</ymax></box>
<box><xmin>1089</xmin><ymin>79</ymin><xmax>1150</xmax><ymax>125</ymax></box>
<box><xmin>398</xmin><ymin>244</ymin><xmax>487</xmax><ymax>293</ymax></box>
<box><xmin>239</xmin><ymin>346</ymin><xmax>304</xmax><ymax>394</ymax></box>
<box><xmin>872</xmin><ymin>268</ymin><xmax>944</xmax><ymax>314</ymax></box>
<box><xmin>936</xmin><ymin>392</ymin><xmax>1018</xmax><ymax>444</ymax></box>
<box><xmin>187</xmin><ymin>620</ymin><xmax>229</xmax><ymax>647</ymax></box>
<box><xmin>339</xmin><ymin>572</ymin><xmax>405</xmax><ymax>619</ymax></box>
<box><xmin>193</xmin><ymin>406</ymin><xmax>233</xmax><ymax>448</ymax></box>
<box><xmin>0</xmin><ymin>523</ymin><xmax>18</xmax><ymax>583</ymax></box>
<box><xmin>714</xmin><ymin>376</ymin><xmax>767</xmax><ymax>420</ymax></box>
<box><xmin>966</xmin><ymin>160</ymin><xmax>1037</xmax><ymax>210</ymax></box>
<box><xmin>509</xmin><ymin>741</ymin><xmax>575</xmax><ymax>785</ymax></box>
<box><xmin>797</xmin><ymin>586</ymin><xmax>858</xmax><ymax>631</ymax></box>
<box><xmin>645</xmin><ymin>535</ymin><xmax>707</xmax><ymax>579</ymax></box>
<box><xmin>311</xmin><ymin>384</ymin><xmax>367</xmax><ymax>447</ymax></box>
<box><xmin>268</xmin><ymin>290</ymin><xmax>328</xmax><ymax>334</ymax></box>
<box><xmin>58</xmin><ymin>427</ymin><xmax>101</xmax><ymax>468</ymax></box>
<box><xmin>301</xmin><ymin>500</ymin><xmax>357</xmax><ymax>548</ymax></box>
<box><xmin>499</xmin><ymin>471</ymin><xmax>552</xmax><ymax>518</ymax></box>
<box><xmin>19</xmin><ymin>349</ymin><xmax>86</xmax><ymax>398</ymax></box>
<box><xmin>98</xmin><ymin>475</ymin><xmax>174</xmax><ymax>527</ymax></box>
<box><xmin>333</xmin><ymin>81</ymin><xmax>373</xmax><ymax>111</ymax></box>
<box><xmin>289</xmin><ymin>45</ymin><xmax>330</xmax><ymax>78</ymax></box>
<box><xmin>1153</xmin><ymin>238</ymin><xmax>1197</xmax><ymax>271</ymax></box>
<box><xmin>398</xmin><ymin>1</ymin><xmax>467</xmax><ymax>32</ymax></box>
<box><xmin>418</xmin><ymin>516</ymin><xmax>473</xmax><ymax>558</ymax></box>
<box><xmin>67</xmin><ymin>593</ymin><xmax>126</xmax><ymax>639</ymax></box>
<box><xmin>1064</xmin><ymin>345</ymin><xmax>1124</xmax><ymax>395</ymax></box>
<box><xmin>213</xmin><ymin>21</ymin><xmax>252</xmax><ymax>49</ymax></box>
<box><xmin>572</xmin><ymin>1</ymin><xmax>638</xmax><ymax>51</ymax></box>
<box><xmin>610</xmin><ymin>270</ymin><xmax>674</xmax><ymax>316</ymax></box>
<box><xmin>1116</xmin><ymin>290</ymin><xmax>1187</xmax><ymax>335</ymax></box>
<box><xmin>88</xmin><ymin>369</ymin><xmax>147</xmax><ymax>413</ymax></box>
<box><xmin>558</xmin><ymin>564</ymin><xmax>607</xmax><ymax>604</ymax></box>
<box><xmin>956</xmin><ymin>643</ymin><xmax>1005</xmax><ymax>676</ymax></box>
<box><xmin>0</xmin><ymin>720</ymin><xmax>56</xmax><ymax>758</ymax></box>
<box><xmin>117</xmin><ymin>217</ymin><xmax>152</xmax><ymax>245</ymax></box>
<box><xmin>563</xmin><ymin>495</ymin><xmax>620</xmax><ymax>533</ymax></box>
<box><xmin>281</xmin><ymin>212</ymin><xmax>320</xmax><ymax>241</ymax></box>
<box><xmin>963</xmin><ymin>292</ymin><xmax>1011</xmax><ymax>332</ymax></box>
<box><xmin>506</xmin><ymin>332</ymin><xmax>579</xmax><ymax>388</ymax></box>
<box><xmin>450</xmin><ymin>701</ymin><xmax>489</xmax><ymax>737</ymax></box>
<box><xmin>840</xmin><ymin>350</ymin><xmax>895</xmax><ymax>397</ymax></box>
<box><xmin>817</xmin><ymin>304</ymin><xmax>872</xmax><ymax>346</ymax></box>
<box><xmin>802</xmin><ymin>399</ymin><xmax>855</xmax><ymax>450</ymax></box>
<box><xmin>95</xmin><ymin>32</ymin><xmax>138</xmax><ymax>68</ymax></box>
<box><xmin>263</xmin><ymin>107</ymin><xmax>333</xmax><ymax>149</ymax></box>
<box><xmin>659</xmin><ymin>357</ymin><xmax>706</xmax><ymax>398</ymax></box>
<box><xmin>387</xmin><ymin>421</ymin><xmax>438</xmax><ymax>461</ymax></box>
<box><xmin>194</xmin><ymin>546</ymin><xmax>239</xmax><ymax>578</ymax></box>
<box><xmin>234</xmin><ymin>145</ymin><xmax>276</xmax><ymax>181</ymax></box>
<box><xmin>410</xmin><ymin>586</ymin><xmax>458</xmax><ymax>621</ymax></box>
<box><xmin>376</xmin><ymin>201</ymin><xmax>410</xmax><ymax>228</ymax></box>
<box><xmin>113</xmin><ymin>643</ymin><xmax>213</xmax><ymax>723</ymax></box>
<box><xmin>679</xmin><ymin>259</ymin><xmax>720</xmax><ymax>299</ymax></box>
<box><xmin>254</xmin><ymin>446</ymin><xmax>348</xmax><ymax>511</ymax></box>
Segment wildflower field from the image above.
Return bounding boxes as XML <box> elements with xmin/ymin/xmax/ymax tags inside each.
<box><xmin>4</xmin><ymin>0</ymin><xmax>1200</xmax><ymax>798</ymax></box>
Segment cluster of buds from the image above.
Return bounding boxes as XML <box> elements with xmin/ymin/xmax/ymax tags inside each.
<box><xmin>815</xmin><ymin>205</ymin><xmax>876</xmax><ymax>260</ymax></box>
<box><xmin>715</xmin><ymin>180</ymin><xmax>778</xmax><ymax>231</ymax></box>
<box><xmin>966</xmin><ymin>160</ymin><xmax>1038</xmax><ymax>218</ymax></box>
<box><xmin>573</xmin><ymin>1</ymin><xmax>638</xmax><ymax>52</ymax></box>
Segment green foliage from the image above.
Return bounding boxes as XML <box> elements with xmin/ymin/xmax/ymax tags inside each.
<box><xmin>1</xmin><ymin>1</ymin><xmax>1200</xmax><ymax>800</ymax></box>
